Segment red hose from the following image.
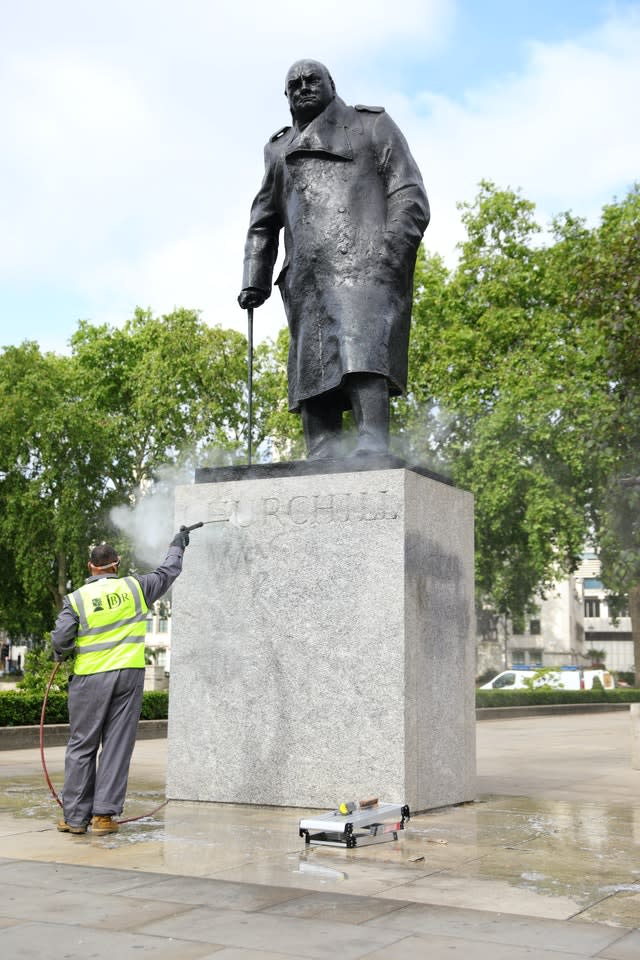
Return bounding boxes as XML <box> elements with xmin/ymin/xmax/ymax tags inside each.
<box><xmin>40</xmin><ymin>663</ymin><xmax>168</xmax><ymax>825</ymax></box>
<box><xmin>40</xmin><ymin>662</ymin><xmax>63</xmax><ymax>809</ymax></box>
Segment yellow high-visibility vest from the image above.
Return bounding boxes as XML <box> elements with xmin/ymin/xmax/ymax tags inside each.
<box><xmin>68</xmin><ymin>576</ymin><xmax>148</xmax><ymax>675</ymax></box>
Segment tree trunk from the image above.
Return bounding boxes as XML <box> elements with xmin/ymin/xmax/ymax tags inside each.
<box><xmin>501</xmin><ymin>614</ymin><xmax>510</xmax><ymax>669</ymax></box>
<box><xmin>56</xmin><ymin>551</ymin><xmax>67</xmax><ymax>611</ymax></box>
<box><xmin>630</xmin><ymin>582</ymin><xmax>640</xmax><ymax>688</ymax></box>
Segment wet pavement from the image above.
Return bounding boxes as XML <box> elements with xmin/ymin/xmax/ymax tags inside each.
<box><xmin>0</xmin><ymin>711</ymin><xmax>639</xmax><ymax>958</ymax></box>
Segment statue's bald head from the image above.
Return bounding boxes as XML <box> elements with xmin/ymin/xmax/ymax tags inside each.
<box><xmin>284</xmin><ymin>60</ymin><xmax>336</xmax><ymax>126</ymax></box>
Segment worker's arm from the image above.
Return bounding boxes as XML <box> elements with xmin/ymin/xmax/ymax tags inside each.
<box><xmin>50</xmin><ymin>599</ymin><xmax>79</xmax><ymax>661</ymax></box>
<box><xmin>135</xmin><ymin>544</ymin><xmax>185</xmax><ymax>608</ymax></box>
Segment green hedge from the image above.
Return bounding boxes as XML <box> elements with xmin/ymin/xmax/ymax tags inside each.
<box><xmin>0</xmin><ymin>690</ymin><xmax>169</xmax><ymax>727</ymax></box>
<box><xmin>140</xmin><ymin>691</ymin><xmax>170</xmax><ymax>720</ymax></box>
<box><xmin>476</xmin><ymin>688</ymin><xmax>640</xmax><ymax>708</ymax></box>
<box><xmin>2</xmin><ymin>687</ymin><xmax>637</xmax><ymax>725</ymax></box>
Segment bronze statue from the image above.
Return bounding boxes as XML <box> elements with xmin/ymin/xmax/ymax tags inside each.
<box><xmin>238</xmin><ymin>60</ymin><xmax>429</xmax><ymax>459</ymax></box>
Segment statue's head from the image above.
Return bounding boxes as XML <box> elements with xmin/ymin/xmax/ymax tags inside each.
<box><xmin>284</xmin><ymin>60</ymin><xmax>335</xmax><ymax>126</ymax></box>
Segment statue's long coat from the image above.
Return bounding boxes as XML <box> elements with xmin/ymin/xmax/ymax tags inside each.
<box><xmin>242</xmin><ymin>97</ymin><xmax>429</xmax><ymax>412</ymax></box>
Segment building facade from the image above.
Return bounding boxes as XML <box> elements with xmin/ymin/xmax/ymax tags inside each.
<box><xmin>476</xmin><ymin>551</ymin><xmax>634</xmax><ymax>677</ymax></box>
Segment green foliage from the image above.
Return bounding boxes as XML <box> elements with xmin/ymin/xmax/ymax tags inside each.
<box><xmin>0</xmin><ymin>343</ymin><xmax>116</xmax><ymax>633</ymax></box>
<box><xmin>0</xmin><ymin>690</ymin><xmax>69</xmax><ymax>726</ymax></box>
<box><xmin>403</xmin><ymin>181</ymin><xmax>621</xmax><ymax>623</ymax></box>
<box><xmin>476</xmin><ymin>688</ymin><xmax>640</xmax><ymax>708</ymax></box>
<box><xmin>139</xmin><ymin>691</ymin><xmax>169</xmax><ymax>720</ymax></box>
<box><xmin>0</xmin><ymin>689</ymin><xmax>169</xmax><ymax>726</ymax></box>
<box><xmin>567</xmin><ymin>186</ymin><xmax>640</xmax><ymax>680</ymax></box>
<box><xmin>585</xmin><ymin>648</ymin><xmax>607</xmax><ymax>666</ymax></box>
<box><xmin>0</xmin><ymin>309</ymin><xmax>250</xmax><ymax>636</ymax></box>
<box><xmin>17</xmin><ymin>640</ymin><xmax>71</xmax><ymax>695</ymax></box>
<box><xmin>615</xmin><ymin>671</ymin><xmax>636</xmax><ymax>686</ymax></box>
<box><xmin>522</xmin><ymin>667</ymin><xmax>563</xmax><ymax>691</ymax></box>
<box><xmin>253</xmin><ymin>328</ymin><xmax>305</xmax><ymax>459</ymax></box>
<box><xmin>70</xmin><ymin>308</ymin><xmax>250</xmax><ymax>480</ymax></box>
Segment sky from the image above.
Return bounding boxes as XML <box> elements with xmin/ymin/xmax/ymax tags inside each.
<box><xmin>1</xmin><ymin>0</ymin><xmax>639</xmax><ymax>354</ymax></box>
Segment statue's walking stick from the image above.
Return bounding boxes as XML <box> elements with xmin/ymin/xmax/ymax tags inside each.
<box><xmin>247</xmin><ymin>306</ymin><xmax>254</xmax><ymax>465</ymax></box>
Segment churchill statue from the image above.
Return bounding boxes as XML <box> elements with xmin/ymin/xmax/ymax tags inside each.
<box><xmin>238</xmin><ymin>60</ymin><xmax>429</xmax><ymax>460</ymax></box>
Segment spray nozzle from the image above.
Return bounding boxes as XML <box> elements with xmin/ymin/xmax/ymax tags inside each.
<box><xmin>180</xmin><ymin>519</ymin><xmax>228</xmax><ymax>532</ymax></box>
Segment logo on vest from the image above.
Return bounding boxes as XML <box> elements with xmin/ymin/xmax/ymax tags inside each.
<box><xmin>91</xmin><ymin>598</ymin><xmax>104</xmax><ymax>612</ymax></box>
<box><xmin>105</xmin><ymin>590</ymin><xmax>130</xmax><ymax>610</ymax></box>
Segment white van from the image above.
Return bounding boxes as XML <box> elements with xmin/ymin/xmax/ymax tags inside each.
<box><xmin>480</xmin><ymin>667</ymin><xmax>614</xmax><ymax>690</ymax></box>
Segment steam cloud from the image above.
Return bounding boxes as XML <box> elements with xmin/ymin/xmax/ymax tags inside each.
<box><xmin>109</xmin><ymin>465</ymin><xmax>193</xmax><ymax>566</ymax></box>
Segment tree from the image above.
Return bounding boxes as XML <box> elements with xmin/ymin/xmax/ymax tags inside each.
<box><xmin>253</xmin><ymin>328</ymin><xmax>305</xmax><ymax>460</ymax></box>
<box><xmin>403</xmin><ymin>181</ymin><xmax>614</xmax><ymax>627</ymax></box>
<box><xmin>17</xmin><ymin>639</ymin><xmax>71</xmax><ymax>695</ymax></box>
<box><xmin>0</xmin><ymin>309</ymin><xmax>250</xmax><ymax>636</ymax></box>
<box><xmin>0</xmin><ymin>342</ymin><xmax>121</xmax><ymax>633</ymax></box>
<box><xmin>569</xmin><ymin>187</ymin><xmax>640</xmax><ymax>682</ymax></box>
<box><xmin>70</xmin><ymin>308</ymin><xmax>250</xmax><ymax>482</ymax></box>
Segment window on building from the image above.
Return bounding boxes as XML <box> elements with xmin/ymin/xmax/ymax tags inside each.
<box><xmin>529</xmin><ymin>619</ymin><xmax>541</xmax><ymax>635</ymax></box>
<box><xmin>158</xmin><ymin>619</ymin><xmax>169</xmax><ymax>634</ymax></box>
<box><xmin>606</xmin><ymin>596</ymin><xmax>629</xmax><ymax>618</ymax></box>
<box><xmin>587</xmin><ymin>631</ymin><xmax>632</xmax><ymax>644</ymax></box>
<box><xmin>146</xmin><ymin>617</ymin><xmax>154</xmax><ymax>634</ymax></box>
<box><xmin>511</xmin><ymin>649</ymin><xmax>542</xmax><ymax>667</ymax></box>
<box><xmin>584</xmin><ymin>598</ymin><xmax>601</xmax><ymax>618</ymax></box>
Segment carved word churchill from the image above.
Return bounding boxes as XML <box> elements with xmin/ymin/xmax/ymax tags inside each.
<box><xmin>206</xmin><ymin>490</ymin><xmax>401</xmax><ymax>528</ymax></box>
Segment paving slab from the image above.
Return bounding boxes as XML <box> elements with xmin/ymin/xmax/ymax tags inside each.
<box><xmin>125</xmin><ymin>875</ymin><xmax>312</xmax><ymax>911</ymax></box>
<box><xmin>365</xmin><ymin>902</ymin><xmax>629</xmax><ymax>953</ymax></box>
<box><xmin>0</xmin><ymin>711</ymin><xmax>638</xmax><ymax>958</ymax></box>
<box><xmin>0</xmin><ymin>920</ymin><xmax>223</xmax><ymax>959</ymax></box>
<box><xmin>133</xmin><ymin>902</ymin><xmax>409</xmax><ymax>958</ymax></box>
<box><xmin>358</xmin><ymin>936</ymin><xmax>597</xmax><ymax>959</ymax></box>
<box><xmin>597</xmin><ymin>929</ymin><xmax>640</xmax><ymax>959</ymax></box>
<box><xmin>2</xmin><ymin>880</ymin><xmax>196</xmax><ymax>931</ymax></box>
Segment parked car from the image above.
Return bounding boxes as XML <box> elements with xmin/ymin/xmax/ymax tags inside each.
<box><xmin>479</xmin><ymin>667</ymin><xmax>614</xmax><ymax>690</ymax></box>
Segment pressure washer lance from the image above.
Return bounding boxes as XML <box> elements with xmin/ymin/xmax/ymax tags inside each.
<box><xmin>179</xmin><ymin>519</ymin><xmax>229</xmax><ymax>533</ymax></box>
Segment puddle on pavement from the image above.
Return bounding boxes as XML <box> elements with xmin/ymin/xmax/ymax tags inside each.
<box><xmin>1</xmin><ymin>773</ymin><xmax>639</xmax><ymax>924</ymax></box>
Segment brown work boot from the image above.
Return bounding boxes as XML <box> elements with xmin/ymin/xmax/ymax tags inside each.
<box><xmin>57</xmin><ymin>820</ymin><xmax>87</xmax><ymax>834</ymax></box>
<box><xmin>91</xmin><ymin>815</ymin><xmax>119</xmax><ymax>835</ymax></box>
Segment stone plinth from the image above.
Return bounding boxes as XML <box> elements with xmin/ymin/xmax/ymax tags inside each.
<box><xmin>166</xmin><ymin>465</ymin><xmax>476</xmax><ymax>811</ymax></box>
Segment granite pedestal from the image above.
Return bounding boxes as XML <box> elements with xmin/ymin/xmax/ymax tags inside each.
<box><xmin>166</xmin><ymin>463</ymin><xmax>476</xmax><ymax>811</ymax></box>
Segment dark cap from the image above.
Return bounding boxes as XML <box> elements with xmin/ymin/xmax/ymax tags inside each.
<box><xmin>89</xmin><ymin>543</ymin><xmax>119</xmax><ymax>567</ymax></box>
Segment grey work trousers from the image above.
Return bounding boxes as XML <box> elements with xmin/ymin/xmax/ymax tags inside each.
<box><xmin>62</xmin><ymin>668</ymin><xmax>145</xmax><ymax>827</ymax></box>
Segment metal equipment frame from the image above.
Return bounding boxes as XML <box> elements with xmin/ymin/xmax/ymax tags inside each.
<box><xmin>299</xmin><ymin>803</ymin><xmax>411</xmax><ymax>849</ymax></box>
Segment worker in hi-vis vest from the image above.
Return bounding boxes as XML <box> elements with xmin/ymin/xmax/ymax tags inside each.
<box><xmin>51</xmin><ymin>530</ymin><xmax>189</xmax><ymax>835</ymax></box>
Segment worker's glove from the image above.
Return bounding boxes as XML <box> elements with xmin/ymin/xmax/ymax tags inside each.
<box><xmin>170</xmin><ymin>528</ymin><xmax>190</xmax><ymax>549</ymax></box>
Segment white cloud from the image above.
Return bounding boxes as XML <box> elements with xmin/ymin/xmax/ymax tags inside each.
<box><xmin>408</xmin><ymin>8</ymin><xmax>640</xmax><ymax>262</ymax></box>
<box><xmin>1</xmin><ymin>54</ymin><xmax>153</xmax><ymax>271</ymax></box>
<box><xmin>1</xmin><ymin>0</ymin><xmax>455</xmax><ymax>343</ymax></box>
<box><xmin>1</xmin><ymin>2</ymin><xmax>639</xmax><ymax>349</ymax></box>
